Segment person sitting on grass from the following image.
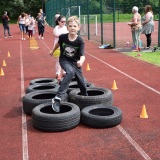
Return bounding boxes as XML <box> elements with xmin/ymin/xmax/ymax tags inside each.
<box><xmin>49</xmin><ymin>16</ymin><xmax>88</xmax><ymax>112</ymax></box>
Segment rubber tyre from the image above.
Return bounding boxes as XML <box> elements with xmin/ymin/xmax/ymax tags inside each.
<box><xmin>81</xmin><ymin>104</ymin><xmax>122</xmax><ymax>128</ymax></box>
<box><xmin>67</xmin><ymin>81</ymin><xmax>95</xmax><ymax>94</ymax></box>
<box><xmin>26</xmin><ymin>83</ymin><xmax>59</xmax><ymax>94</ymax></box>
<box><xmin>30</xmin><ymin>78</ymin><xmax>58</xmax><ymax>85</ymax></box>
<box><xmin>22</xmin><ymin>90</ymin><xmax>68</xmax><ymax>115</ymax></box>
<box><xmin>69</xmin><ymin>87</ymin><xmax>113</xmax><ymax>110</ymax></box>
<box><xmin>32</xmin><ymin>102</ymin><xmax>80</xmax><ymax>132</ymax></box>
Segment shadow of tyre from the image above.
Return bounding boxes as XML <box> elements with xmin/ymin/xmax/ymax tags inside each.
<box><xmin>32</xmin><ymin>102</ymin><xmax>80</xmax><ymax>132</ymax></box>
<box><xmin>26</xmin><ymin>83</ymin><xmax>59</xmax><ymax>94</ymax></box>
<box><xmin>30</xmin><ymin>78</ymin><xmax>58</xmax><ymax>85</ymax></box>
<box><xmin>22</xmin><ymin>90</ymin><xmax>68</xmax><ymax>115</ymax></box>
<box><xmin>69</xmin><ymin>87</ymin><xmax>113</xmax><ymax>110</ymax></box>
<box><xmin>81</xmin><ymin>104</ymin><xmax>122</xmax><ymax>128</ymax></box>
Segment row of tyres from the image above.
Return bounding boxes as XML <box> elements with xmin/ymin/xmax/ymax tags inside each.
<box><xmin>22</xmin><ymin>77</ymin><xmax>122</xmax><ymax>132</ymax></box>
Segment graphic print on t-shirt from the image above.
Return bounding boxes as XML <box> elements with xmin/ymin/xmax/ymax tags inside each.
<box><xmin>62</xmin><ymin>43</ymin><xmax>78</xmax><ymax>58</ymax></box>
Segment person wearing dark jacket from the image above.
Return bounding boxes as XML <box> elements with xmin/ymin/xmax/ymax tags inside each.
<box><xmin>2</xmin><ymin>11</ymin><xmax>13</xmax><ymax>38</ymax></box>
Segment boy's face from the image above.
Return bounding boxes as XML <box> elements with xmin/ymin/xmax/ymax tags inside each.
<box><xmin>67</xmin><ymin>21</ymin><xmax>80</xmax><ymax>35</ymax></box>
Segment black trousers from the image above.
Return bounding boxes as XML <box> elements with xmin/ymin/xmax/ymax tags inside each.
<box><xmin>56</xmin><ymin>57</ymin><xmax>88</xmax><ymax>99</ymax></box>
<box><xmin>145</xmin><ymin>33</ymin><xmax>151</xmax><ymax>47</ymax></box>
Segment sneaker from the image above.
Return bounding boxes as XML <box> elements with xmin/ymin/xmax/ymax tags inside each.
<box><xmin>9</xmin><ymin>35</ymin><xmax>13</xmax><ymax>37</ymax></box>
<box><xmin>38</xmin><ymin>36</ymin><xmax>41</xmax><ymax>39</ymax></box>
<box><xmin>52</xmin><ymin>98</ymin><xmax>61</xmax><ymax>112</ymax></box>
<box><xmin>4</xmin><ymin>36</ymin><xmax>7</xmax><ymax>38</ymax></box>
<box><xmin>41</xmin><ymin>37</ymin><xmax>44</xmax><ymax>39</ymax></box>
<box><xmin>23</xmin><ymin>38</ymin><xmax>26</xmax><ymax>40</ymax></box>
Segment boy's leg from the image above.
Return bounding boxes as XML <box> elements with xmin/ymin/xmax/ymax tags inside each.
<box><xmin>52</xmin><ymin>59</ymin><xmax>75</xmax><ymax>112</ymax></box>
<box><xmin>75</xmin><ymin>68</ymin><xmax>88</xmax><ymax>96</ymax></box>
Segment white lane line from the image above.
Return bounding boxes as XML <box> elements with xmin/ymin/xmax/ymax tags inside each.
<box><xmin>85</xmin><ymin>51</ymin><xmax>154</xmax><ymax>160</ymax></box>
<box><xmin>86</xmin><ymin>51</ymin><xmax>160</xmax><ymax>95</ymax></box>
<box><xmin>20</xmin><ymin>40</ymin><xmax>29</xmax><ymax>160</ymax></box>
<box><xmin>117</xmin><ymin>126</ymin><xmax>152</xmax><ymax>160</ymax></box>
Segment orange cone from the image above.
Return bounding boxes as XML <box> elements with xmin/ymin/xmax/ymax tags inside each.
<box><xmin>8</xmin><ymin>51</ymin><xmax>11</xmax><ymax>57</ymax></box>
<box><xmin>140</xmin><ymin>105</ymin><xmax>148</xmax><ymax>118</ymax></box>
<box><xmin>86</xmin><ymin>63</ymin><xmax>90</xmax><ymax>71</ymax></box>
<box><xmin>111</xmin><ymin>80</ymin><xmax>118</xmax><ymax>90</ymax></box>
<box><xmin>0</xmin><ymin>68</ymin><xmax>5</xmax><ymax>76</ymax></box>
<box><xmin>2</xmin><ymin>60</ymin><xmax>6</xmax><ymax>66</ymax></box>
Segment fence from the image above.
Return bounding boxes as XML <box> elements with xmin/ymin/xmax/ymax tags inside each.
<box><xmin>45</xmin><ymin>0</ymin><xmax>160</xmax><ymax>48</ymax></box>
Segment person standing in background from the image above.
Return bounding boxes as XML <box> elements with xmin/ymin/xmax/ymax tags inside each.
<box><xmin>141</xmin><ymin>5</ymin><xmax>154</xmax><ymax>49</ymax></box>
<box><xmin>54</xmin><ymin>12</ymin><xmax>60</xmax><ymax>26</ymax></box>
<box><xmin>36</xmin><ymin>13</ymin><xmax>45</xmax><ymax>39</ymax></box>
<box><xmin>128</xmin><ymin>6</ymin><xmax>142</xmax><ymax>52</ymax></box>
<box><xmin>17</xmin><ymin>12</ymin><xmax>26</xmax><ymax>40</ymax></box>
<box><xmin>50</xmin><ymin>15</ymin><xmax>68</xmax><ymax>80</ymax></box>
<box><xmin>2</xmin><ymin>11</ymin><xmax>13</xmax><ymax>38</ymax></box>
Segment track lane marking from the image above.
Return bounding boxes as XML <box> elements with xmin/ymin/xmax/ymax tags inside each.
<box><xmin>86</xmin><ymin>51</ymin><xmax>160</xmax><ymax>95</ymax></box>
<box><xmin>20</xmin><ymin>40</ymin><xmax>29</xmax><ymax>160</ymax></box>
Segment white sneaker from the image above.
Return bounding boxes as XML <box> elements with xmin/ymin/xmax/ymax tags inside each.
<box><xmin>23</xmin><ymin>38</ymin><xmax>26</xmax><ymax>40</ymax></box>
<box><xmin>38</xmin><ymin>36</ymin><xmax>41</xmax><ymax>39</ymax></box>
<box><xmin>41</xmin><ymin>37</ymin><xmax>44</xmax><ymax>39</ymax></box>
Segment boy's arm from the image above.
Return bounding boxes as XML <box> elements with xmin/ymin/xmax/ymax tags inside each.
<box><xmin>49</xmin><ymin>42</ymin><xmax>60</xmax><ymax>56</ymax></box>
<box><xmin>77</xmin><ymin>56</ymin><xmax>85</xmax><ymax>67</ymax></box>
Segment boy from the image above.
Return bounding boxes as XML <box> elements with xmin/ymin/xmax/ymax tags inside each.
<box><xmin>49</xmin><ymin>16</ymin><xmax>88</xmax><ymax>112</ymax></box>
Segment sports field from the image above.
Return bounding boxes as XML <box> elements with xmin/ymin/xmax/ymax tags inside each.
<box><xmin>0</xmin><ymin>24</ymin><xmax>160</xmax><ymax>160</ymax></box>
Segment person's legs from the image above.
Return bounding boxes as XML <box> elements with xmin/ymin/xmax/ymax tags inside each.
<box><xmin>55</xmin><ymin>57</ymin><xmax>61</xmax><ymax>77</ymax></box>
<box><xmin>3</xmin><ymin>25</ymin><xmax>7</xmax><ymax>37</ymax></box>
<box><xmin>6</xmin><ymin>25</ymin><xmax>11</xmax><ymax>36</ymax></box>
<box><xmin>132</xmin><ymin>31</ymin><xmax>137</xmax><ymax>50</ymax></box>
<box><xmin>74</xmin><ymin>69</ymin><xmax>88</xmax><ymax>96</ymax></box>
<box><xmin>52</xmin><ymin>59</ymin><xmax>75</xmax><ymax>112</ymax></box>
<box><xmin>145</xmin><ymin>33</ymin><xmax>151</xmax><ymax>47</ymax></box>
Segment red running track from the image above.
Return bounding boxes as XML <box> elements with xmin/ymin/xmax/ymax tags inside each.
<box><xmin>0</xmin><ymin>24</ymin><xmax>160</xmax><ymax>160</ymax></box>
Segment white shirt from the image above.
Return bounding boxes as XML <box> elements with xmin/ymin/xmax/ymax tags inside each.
<box><xmin>53</xmin><ymin>25</ymin><xmax>68</xmax><ymax>48</ymax></box>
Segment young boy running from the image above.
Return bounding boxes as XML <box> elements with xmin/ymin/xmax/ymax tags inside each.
<box><xmin>50</xmin><ymin>16</ymin><xmax>88</xmax><ymax>112</ymax></box>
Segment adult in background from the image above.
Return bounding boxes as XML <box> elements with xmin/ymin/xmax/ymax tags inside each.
<box><xmin>54</xmin><ymin>12</ymin><xmax>60</xmax><ymax>26</ymax></box>
<box><xmin>17</xmin><ymin>12</ymin><xmax>26</xmax><ymax>40</ymax></box>
<box><xmin>50</xmin><ymin>15</ymin><xmax>68</xmax><ymax>80</ymax></box>
<box><xmin>2</xmin><ymin>11</ymin><xmax>13</xmax><ymax>38</ymax></box>
<box><xmin>128</xmin><ymin>6</ymin><xmax>142</xmax><ymax>52</ymax></box>
<box><xmin>36</xmin><ymin>13</ymin><xmax>45</xmax><ymax>39</ymax></box>
<box><xmin>141</xmin><ymin>5</ymin><xmax>154</xmax><ymax>49</ymax></box>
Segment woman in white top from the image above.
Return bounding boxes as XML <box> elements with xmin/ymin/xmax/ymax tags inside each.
<box><xmin>141</xmin><ymin>5</ymin><xmax>154</xmax><ymax>49</ymax></box>
<box><xmin>17</xmin><ymin>12</ymin><xmax>26</xmax><ymax>40</ymax></box>
<box><xmin>52</xmin><ymin>15</ymin><xmax>68</xmax><ymax>80</ymax></box>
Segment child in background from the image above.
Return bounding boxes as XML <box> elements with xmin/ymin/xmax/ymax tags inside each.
<box><xmin>49</xmin><ymin>16</ymin><xmax>88</xmax><ymax>112</ymax></box>
<box><xmin>28</xmin><ymin>19</ymin><xmax>35</xmax><ymax>39</ymax></box>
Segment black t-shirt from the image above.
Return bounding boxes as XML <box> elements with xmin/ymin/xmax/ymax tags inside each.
<box><xmin>2</xmin><ymin>14</ymin><xmax>9</xmax><ymax>25</ymax></box>
<box><xmin>58</xmin><ymin>33</ymin><xmax>85</xmax><ymax>62</ymax></box>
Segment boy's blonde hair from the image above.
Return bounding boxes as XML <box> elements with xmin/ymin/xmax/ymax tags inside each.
<box><xmin>67</xmin><ymin>16</ymin><xmax>80</xmax><ymax>26</ymax></box>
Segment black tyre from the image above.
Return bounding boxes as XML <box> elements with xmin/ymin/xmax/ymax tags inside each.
<box><xmin>30</xmin><ymin>78</ymin><xmax>58</xmax><ymax>85</ymax></box>
<box><xmin>26</xmin><ymin>83</ymin><xmax>59</xmax><ymax>94</ymax></box>
<box><xmin>67</xmin><ymin>81</ymin><xmax>95</xmax><ymax>94</ymax></box>
<box><xmin>22</xmin><ymin>90</ymin><xmax>68</xmax><ymax>115</ymax></box>
<box><xmin>32</xmin><ymin>102</ymin><xmax>80</xmax><ymax>132</ymax></box>
<box><xmin>69</xmin><ymin>87</ymin><xmax>113</xmax><ymax>110</ymax></box>
<box><xmin>81</xmin><ymin>104</ymin><xmax>122</xmax><ymax>128</ymax></box>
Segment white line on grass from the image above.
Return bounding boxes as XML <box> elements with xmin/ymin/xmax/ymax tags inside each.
<box><xmin>20</xmin><ymin>40</ymin><xmax>29</xmax><ymax>160</ymax></box>
<box><xmin>40</xmin><ymin>36</ymin><xmax>153</xmax><ymax>160</ymax></box>
<box><xmin>86</xmin><ymin>52</ymin><xmax>160</xmax><ymax>95</ymax></box>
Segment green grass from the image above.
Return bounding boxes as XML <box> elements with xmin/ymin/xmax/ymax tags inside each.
<box><xmin>124</xmin><ymin>50</ymin><xmax>160</xmax><ymax>67</ymax></box>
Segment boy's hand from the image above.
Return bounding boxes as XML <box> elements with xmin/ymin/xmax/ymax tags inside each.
<box><xmin>77</xmin><ymin>60</ymin><xmax>83</xmax><ymax>67</ymax></box>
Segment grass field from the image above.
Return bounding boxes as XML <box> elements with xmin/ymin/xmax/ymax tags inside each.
<box><xmin>124</xmin><ymin>50</ymin><xmax>160</xmax><ymax>67</ymax></box>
